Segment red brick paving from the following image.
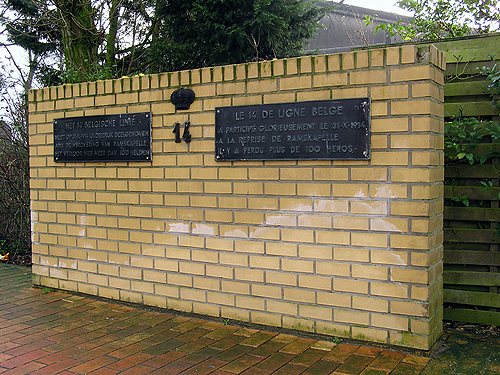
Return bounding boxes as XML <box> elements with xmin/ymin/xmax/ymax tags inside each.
<box><xmin>107</xmin><ymin>353</ymin><xmax>154</xmax><ymax>371</ymax></box>
<box><xmin>1</xmin><ymin>360</ymin><xmax>46</xmax><ymax>375</ymax></box>
<box><xmin>254</xmin><ymin>352</ymin><xmax>296</xmax><ymax>372</ymax></box>
<box><xmin>219</xmin><ymin>354</ymin><xmax>263</xmax><ymax>373</ymax></box>
<box><xmin>0</xmin><ymin>264</ymin><xmax>428</xmax><ymax>375</ymax></box>
<box><xmin>334</xmin><ymin>353</ymin><xmax>374</xmax><ymax>374</ymax></box>
<box><xmin>0</xmin><ymin>349</ymin><xmax>49</xmax><ymax>369</ymax></box>
<box><xmin>118</xmin><ymin>364</ymin><xmax>155</xmax><ymax>375</ymax></box>
<box><xmin>142</xmin><ymin>350</ymin><xmax>187</xmax><ymax>368</ymax></box>
<box><xmin>68</xmin><ymin>355</ymin><xmax>118</xmax><ymax>374</ymax></box>
<box><xmin>290</xmin><ymin>348</ymin><xmax>325</xmax><ymax>367</ymax></box>
<box><xmin>29</xmin><ymin>358</ymin><xmax>82</xmax><ymax>375</ymax></box>
<box><xmin>183</xmin><ymin>358</ymin><xmax>228</xmax><ymax>375</ymax></box>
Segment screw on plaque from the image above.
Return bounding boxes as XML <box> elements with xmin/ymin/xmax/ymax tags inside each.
<box><xmin>182</xmin><ymin>121</ymin><xmax>191</xmax><ymax>143</ymax></box>
<box><xmin>172</xmin><ymin>122</ymin><xmax>182</xmax><ymax>143</ymax></box>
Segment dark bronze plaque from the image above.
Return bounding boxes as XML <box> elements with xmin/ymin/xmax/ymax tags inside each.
<box><xmin>215</xmin><ymin>98</ymin><xmax>370</xmax><ymax>161</ymax></box>
<box><xmin>54</xmin><ymin>112</ymin><xmax>152</xmax><ymax>162</ymax></box>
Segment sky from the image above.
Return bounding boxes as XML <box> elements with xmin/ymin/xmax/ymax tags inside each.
<box><xmin>344</xmin><ymin>0</ymin><xmax>412</xmax><ymax>15</ymax></box>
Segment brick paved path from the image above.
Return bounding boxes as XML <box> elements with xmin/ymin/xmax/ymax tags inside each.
<box><xmin>0</xmin><ymin>264</ymin><xmax>429</xmax><ymax>374</ymax></box>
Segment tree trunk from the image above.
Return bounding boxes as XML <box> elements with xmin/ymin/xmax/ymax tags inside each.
<box><xmin>55</xmin><ymin>0</ymin><xmax>100</xmax><ymax>77</ymax></box>
<box><xmin>149</xmin><ymin>0</ymin><xmax>165</xmax><ymax>73</ymax></box>
<box><xmin>105</xmin><ymin>0</ymin><xmax>120</xmax><ymax>71</ymax></box>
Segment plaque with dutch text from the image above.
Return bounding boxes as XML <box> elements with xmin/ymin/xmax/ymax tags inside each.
<box><xmin>54</xmin><ymin>112</ymin><xmax>152</xmax><ymax>162</ymax></box>
<box><xmin>215</xmin><ymin>98</ymin><xmax>370</xmax><ymax>161</ymax></box>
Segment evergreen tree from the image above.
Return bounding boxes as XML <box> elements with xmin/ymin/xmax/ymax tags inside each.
<box><xmin>149</xmin><ymin>0</ymin><xmax>328</xmax><ymax>73</ymax></box>
<box><xmin>2</xmin><ymin>0</ymin><xmax>330</xmax><ymax>83</ymax></box>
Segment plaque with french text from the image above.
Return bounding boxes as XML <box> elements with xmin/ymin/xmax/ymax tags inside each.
<box><xmin>215</xmin><ymin>98</ymin><xmax>370</xmax><ymax>161</ymax></box>
<box><xmin>54</xmin><ymin>113</ymin><xmax>152</xmax><ymax>162</ymax></box>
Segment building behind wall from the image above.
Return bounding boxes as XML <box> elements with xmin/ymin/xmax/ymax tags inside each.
<box><xmin>307</xmin><ymin>2</ymin><xmax>410</xmax><ymax>54</ymax></box>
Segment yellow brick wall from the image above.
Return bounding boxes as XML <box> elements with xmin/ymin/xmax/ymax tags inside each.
<box><xmin>29</xmin><ymin>44</ymin><xmax>446</xmax><ymax>351</ymax></box>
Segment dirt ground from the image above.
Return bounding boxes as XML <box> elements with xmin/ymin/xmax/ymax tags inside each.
<box><xmin>444</xmin><ymin>321</ymin><xmax>500</xmax><ymax>338</ymax></box>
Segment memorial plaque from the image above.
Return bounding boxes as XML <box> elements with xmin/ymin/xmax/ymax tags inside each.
<box><xmin>54</xmin><ymin>112</ymin><xmax>152</xmax><ymax>162</ymax></box>
<box><xmin>215</xmin><ymin>98</ymin><xmax>370</xmax><ymax>161</ymax></box>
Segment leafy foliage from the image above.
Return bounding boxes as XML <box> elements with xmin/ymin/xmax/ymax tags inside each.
<box><xmin>365</xmin><ymin>0</ymin><xmax>500</xmax><ymax>41</ymax></box>
<box><xmin>2</xmin><ymin>0</ymin><xmax>329</xmax><ymax>83</ymax></box>
<box><xmin>149</xmin><ymin>0</ymin><xmax>328</xmax><ymax>73</ymax></box>
<box><xmin>445</xmin><ymin>62</ymin><xmax>500</xmax><ymax>165</ymax></box>
<box><xmin>451</xmin><ymin>194</ymin><xmax>470</xmax><ymax>206</ymax></box>
<box><xmin>445</xmin><ymin>115</ymin><xmax>484</xmax><ymax>164</ymax></box>
<box><xmin>444</xmin><ymin>112</ymin><xmax>500</xmax><ymax>164</ymax></box>
<box><xmin>479</xmin><ymin>61</ymin><xmax>500</xmax><ymax>110</ymax></box>
<box><xmin>4</xmin><ymin>0</ymin><xmax>60</xmax><ymax>55</ymax></box>
<box><xmin>60</xmin><ymin>64</ymin><xmax>117</xmax><ymax>85</ymax></box>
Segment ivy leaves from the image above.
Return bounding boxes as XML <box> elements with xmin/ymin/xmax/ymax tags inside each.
<box><xmin>445</xmin><ymin>63</ymin><xmax>500</xmax><ymax>165</ymax></box>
